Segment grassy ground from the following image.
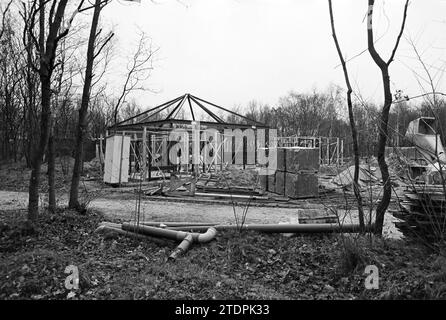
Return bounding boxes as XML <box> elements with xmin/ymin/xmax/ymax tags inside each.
<box><xmin>1</xmin><ymin>207</ymin><xmax>445</xmax><ymax>300</ymax></box>
<box><xmin>1</xmin><ymin>160</ymin><xmax>445</xmax><ymax>300</ymax></box>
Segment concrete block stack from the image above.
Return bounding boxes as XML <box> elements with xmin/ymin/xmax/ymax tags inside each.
<box><xmin>261</xmin><ymin>147</ymin><xmax>319</xmax><ymax>198</ymax></box>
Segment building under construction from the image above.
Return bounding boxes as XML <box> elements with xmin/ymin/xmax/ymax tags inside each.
<box><xmin>103</xmin><ymin>93</ymin><xmax>274</xmax><ymax>184</ymax></box>
<box><xmin>101</xmin><ymin>93</ymin><xmax>322</xmax><ymax>200</ymax></box>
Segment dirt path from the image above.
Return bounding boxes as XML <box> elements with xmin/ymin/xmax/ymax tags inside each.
<box><xmin>90</xmin><ymin>197</ymin><xmax>317</xmax><ymax>224</ymax></box>
<box><xmin>0</xmin><ymin>190</ymin><xmax>319</xmax><ymax>224</ymax></box>
<box><xmin>0</xmin><ymin>190</ymin><xmax>402</xmax><ymax>238</ymax></box>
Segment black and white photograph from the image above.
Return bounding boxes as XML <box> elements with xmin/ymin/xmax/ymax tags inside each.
<box><xmin>0</xmin><ymin>0</ymin><xmax>445</xmax><ymax>308</ymax></box>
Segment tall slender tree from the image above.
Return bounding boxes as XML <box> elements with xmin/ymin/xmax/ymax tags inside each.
<box><xmin>367</xmin><ymin>0</ymin><xmax>409</xmax><ymax>235</ymax></box>
<box><xmin>328</xmin><ymin>0</ymin><xmax>365</xmax><ymax>232</ymax></box>
<box><xmin>69</xmin><ymin>0</ymin><xmax>113</xmax><ymax>211</ymax></box>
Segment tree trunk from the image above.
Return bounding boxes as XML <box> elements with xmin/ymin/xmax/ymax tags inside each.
<box><xmin>69</xmin><ymin>0</ymin><xmax>102</xmax><ymax>210</ymax></box>
<box><xmin>48</xmin><ymin>127</ymin><xmax>56</xmax><ymax>213</ymax></box>
<box><xmin>28</xmin><ymin>0</ymin><xmax>70</xmax><ymax>222</ymax></box>
<box><xmin>28</xmin><ymin>77</ymin><xmax>51</xmax><ymax>221</ymax></box>
<box><xmin>328</xmin><ymin>0</ymin><xmax>365</xmax><ymax>232</ymax></box>
<box><xmin>348</xmin><ymin>94</ymin><xmax>365</xmax><ymax>231</ymax></box>
<box><xmin>367</xmin><ymin>0</ymin><xmax>409</xmax><ymax>235</ymax></box>
<box><xmin>374</xmin><ymin>67</ymin><xmax>392</xmax><ymax>235</ymax></box>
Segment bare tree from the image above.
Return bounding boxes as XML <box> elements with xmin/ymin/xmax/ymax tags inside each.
<box><xmin>367</xmin><ymin>0</ymin><xmax>409</xmax><ymax>235</ymax></box>
<box><xmin>0</xmin><ymin>0</ymin><xmax>12</xmax><ymax>40</ymax></box>
<box><xmin>47</xmin><ymin>30</ymin><xmax>81</xmax><ymax>212</ymax></box>
<box><xmin>18</xmin><ymin>1</ymin><xmax>41</xmax><ymax>167</ymax></box>
<box><xmin>0</xmin><ymin>6</ymin><xmax>23</xmax><ymax>163</ymax></box>
<box><xmin>25</xmin><ymin>0</ymin><xmax>83</xmax><ymax>224</ymax></box>
<box><xmin>328</xmin><ymin>0</ymin><xmax>365</xmax><ymax>232</ymax></box>
<box><xmin>69</xmin><ymin>0</ymin><xmax>113</xmax><ymax>211</ymax></box>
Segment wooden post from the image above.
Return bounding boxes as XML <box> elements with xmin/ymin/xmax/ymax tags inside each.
<box><xmin>99</xmin><ymin>134</ymin><xmax>104</xmax><ymax>178</ymax></box>
<box><xmin>340</xmin><ymin>139</ymin><xmax>344</xmax><ymax>165</ymax></box>
<box><xmin>318</xmin><ymin>137</ymin><xmax>322</xmax><ymax>165</ymax></box>
<box><xmin>162</xmin><ymin>135</ymin><xmax>168</xmax><ymax>166</ymax></box>
<box><xmin>190</xmin><ymin>159</ymin><xmax>198</xmax><ymax>196</ymax></box>
<box><xmin>336</xmin><ymin>137</ymin><xmax>340</xmax><ymax>165</ymax></box>
<box><xmin>326</xmin><ymin>137</ymin><xmax>330</xmax><ymax>165</ymax></box>
<box><xmin>133</xmin><ymin>133</ymin><xmax>137</xmax><ymax>178</ymax></box>
<box><xmin>151</xmin><ymin>135</ymin><xmax>156</xmax><ymax>167</ymax></box>
<box><xmin>118</xmin><ymin>131</ymin><xmax>125</xmax><ymax>186</ymax></box>
<box><xmin>220</xmin><ymin>131</ymin><xmax>223</xmax><ymax>171</ymax></box>
<box><xmin>148</xmin><ymin>133</ymin><xmax>152</xmax><ymax>181</ymax></box>
<box><xmin>142</xmin><ymin>127</ymin><xmax>147</xmax><ymax>180</ymax></box>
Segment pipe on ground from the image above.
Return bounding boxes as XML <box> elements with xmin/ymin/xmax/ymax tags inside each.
<box><xmin>196</xmin><ymin>226</ymin><xmax>217</xmax><ymax>243</ymax></box>
<box><xmin>164</xmin><ymin>223</ymin><xmax>373</xmax><ymax>234</ymax></box>
<box><xmin>140</xmin><ymin>221</ymin><xmax>219</xmax><ymax>228</ymax></box>
<box><xmin>120</xmin><ymin>223</ymin><xmax>217</xmax><ymax>260</ymax></box>
<box><xmin>96</xmin><ymin>223</ymin><xmax>174</xmax><ymax>245</ymax></box>
<box><xmin>95</xmin><ymin>224</ymin><xmax>149</xmax><ymax>240</ymax></box>
<box><xmin>168</xmin><ymin>233</ymin><xmax>193</xmax><ymax>260</ymax></box>
<box><xmin>121</xmin><ymin>223</ymin><xmax>217</xmax><ymax>243</ymax></box>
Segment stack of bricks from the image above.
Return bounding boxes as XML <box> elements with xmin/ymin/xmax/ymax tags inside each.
<box><xmin>263</xmin><ymin>148</ymin><xmax>319</xmax><ymax>198</ymax></box>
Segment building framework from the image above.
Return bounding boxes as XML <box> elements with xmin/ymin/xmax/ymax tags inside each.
<box><xmin>103</xmin><ymin>93</ymin><xmax>273</xmax><ymax>184</ymax></box>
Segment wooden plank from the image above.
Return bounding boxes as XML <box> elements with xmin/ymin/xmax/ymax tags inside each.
<box><xmin>118</xmin><ymin>132</ymin><xmax>125</xmax><ymax>185</ymax></box>
<box><xmin>194</xmin><ymin>192</ymin><xmax>269</xmax><ymax>200</ymax></box>
<box><xmin>142</xmin><ymin>127</ymin><xmax>147</xmax><ymax>179</ymax></box>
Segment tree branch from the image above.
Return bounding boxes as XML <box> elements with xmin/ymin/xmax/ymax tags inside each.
<box><xmin>387</xmin><ymin>0</ymin><xmax>409</xmax><ymax>66</ymax></box>
<box><xmin>367</xmin><ymin>0</ymin><xmax>386</xmax><ymax>69</ymax></box>
<box><xmin>0</xmin><ymin>0</ymin><xmax>13</xmax><ymax>40</ymax></box>
<box><xmin>93</xmin><ymin>32</ymin><xmax>114</xmax><ymax>59</ymax></box>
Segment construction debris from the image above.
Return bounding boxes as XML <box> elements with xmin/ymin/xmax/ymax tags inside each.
<box><xmin>392</xmin><ymin>186</ymin><xmax>446</xmax><ymax>244</ymax></box>
<box><xmin>331</xmin><ymin>164</ymin><xmax>380</xmax><ymax>189</ymax></box>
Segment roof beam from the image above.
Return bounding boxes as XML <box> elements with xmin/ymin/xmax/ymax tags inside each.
<box><xmin>187</xmin><ymin>95</ymin><xmax>195</xmax><ymax>121</ymax></box>
<box><xmin>189</xmin><ymin>95</ymin><xmax>225</xmax><ymax>123</ymax></box>
<box><xmin>191</xmin><ymin>94</ymin><xmax>266</xmax><ymax>126</ymax></box>
<box><xmin>165</xmin><ymin>95</ymin><xmax>187</xmax><ymax>121</ymax></box>
<box><xmin>114</xmin><ymin>94</ymin><xmax>184</xmax><ymax>127</ymax></box>
<box><xmin>114</xmin><ymin>119</ymin><xmax>269</xmax><ymax>131</ymax></box>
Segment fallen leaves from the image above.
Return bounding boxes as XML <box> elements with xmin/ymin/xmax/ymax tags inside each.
<box><xmin>0</xmin><ymin>208</ymin><xmax>444</xmax><ymax>300</ymax></box>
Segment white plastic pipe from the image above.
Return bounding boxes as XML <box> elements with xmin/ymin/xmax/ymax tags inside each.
<box><xmin>121</xmin><ymin>223</ymin><xmax>217</xmax><ymax>243</ymax></box>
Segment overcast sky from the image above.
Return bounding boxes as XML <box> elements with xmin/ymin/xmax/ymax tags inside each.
<box><xmin>100</xmin><ymin>0</ymin><xmax>446</xmax><ymax>111</ymax></box>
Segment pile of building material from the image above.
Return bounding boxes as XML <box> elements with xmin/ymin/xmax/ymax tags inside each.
<box><xmin>260</xmin><ymin>147</ymin><xmax>319</xmax><ymax>198</ymax></box>
<box><xmin>331</xmin><ymin>164</ymin><xmax>380</xmax><ymax>189</ymax></box>
<box><xmin>392</xmin><ymin>186</ymin><xmax>446</xmax><ymax>244</ymax></box>
<box><xmin>389</xmin><ymin>117</ymin><xmax>446</xmax><ymax>244</ymax></box>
